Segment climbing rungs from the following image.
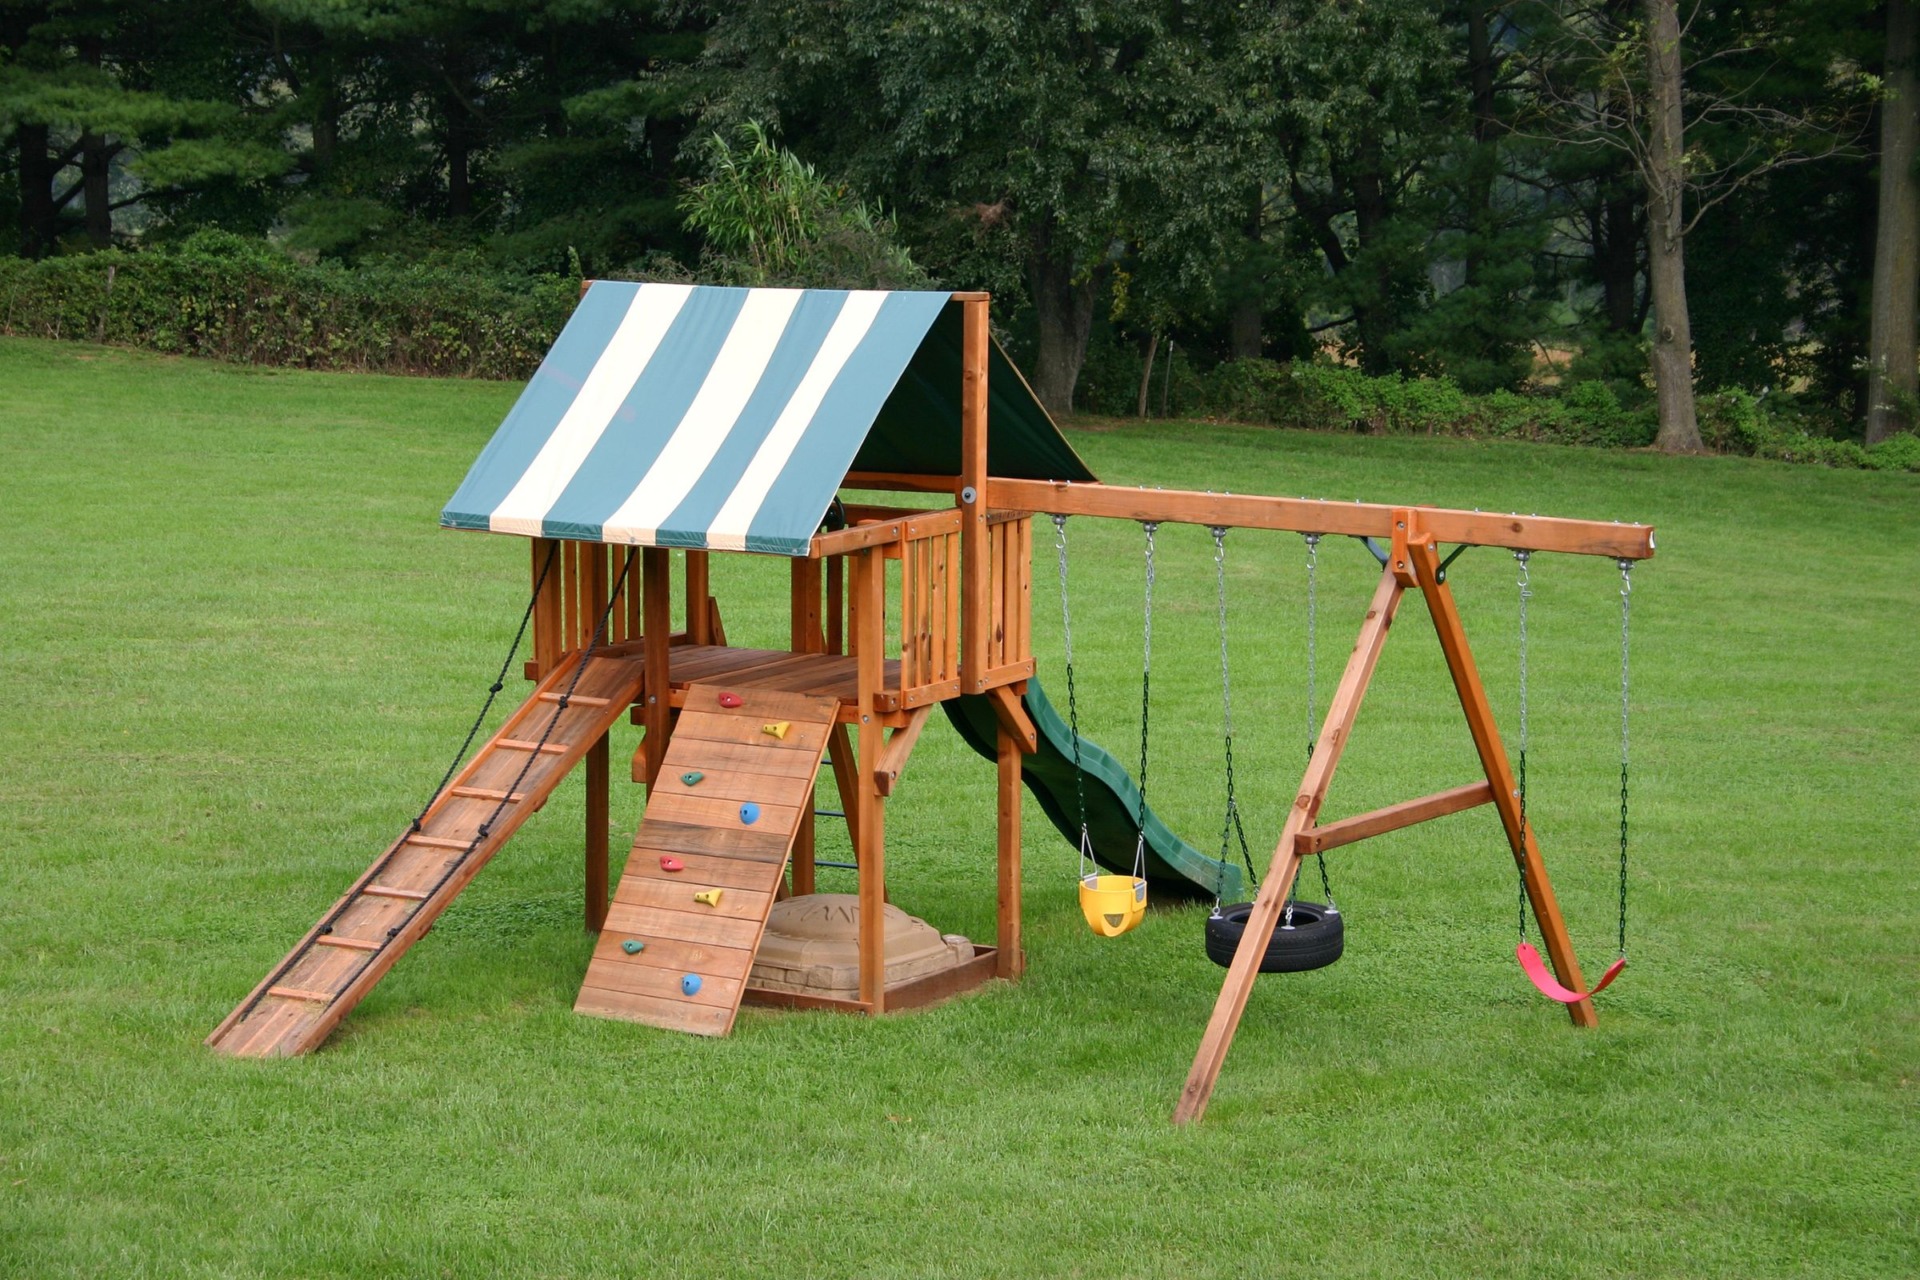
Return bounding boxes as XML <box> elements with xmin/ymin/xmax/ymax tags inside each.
<box><xmin>314</xmin><ymin>935</ymin><xmax>381</xmax><ymax>952</ymax></box>
<box><xmin>406</xmin><ymin>833</ymin><xmax>474</xmax><ymax>851</ymax></box>
<box><xmin>267</xmin><ymin>985</ymin><xmax>338</xmax><ymax>1003</ymax></box>
<box><xmin>538</xmin><ymin>691</ymin><xmax>613</xmax><ymax>707</ymax></box>
<box><xmin>497</xmin><ymin>738</ymin><xmax>568</xmax><ymax>755</ymax></box>
<box><xmin>361</xmin><ymin>884</ymin><xmax>429</xmax><ymax>901</ymax></box>
<box><xmin>449</xmin><ymin>786</ymin><xmax>525</xmax><ymax>802</ymax></box>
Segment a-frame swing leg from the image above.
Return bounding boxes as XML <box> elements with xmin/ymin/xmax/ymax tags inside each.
<box><xmin>1406</xmin><ymin>535</ymin><xmax>1596</xmax><ymax>1028</ymax></box>
<box><xmin>1174</xmin><ymin>565</ymin><xmax>1407</xmax><ymax>1125</ymax></box>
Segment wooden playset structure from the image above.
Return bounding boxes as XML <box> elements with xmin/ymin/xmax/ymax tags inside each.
<box><xmin>207</xmin><ymin>284</ymin><xmax>1653</xmax><ymax>1125</ymax></box>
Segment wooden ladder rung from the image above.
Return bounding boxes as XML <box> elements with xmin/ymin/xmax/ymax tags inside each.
<box><xmin>361</xmin><ymin>883</ymin><xmax>429</xmax><ymax>901</ymax></box>
<box><xmin>406</xmin><ymin>833</ymin><xmax>474</xmax><ymax>850</ymax></box>
<box><xmin>449</xmin><ymin>786</ymin><xmax>525</xmax><ymax>803</ymax></box>
<box><xmin>538</xmin><ymin>691</ymin><xmax>612</xmax><ymax>707</ymax></box>
<box><xmin>268</xmin><ymin>985</ymin><xmax>338</xmax><ymax>1003</ymax></box>
<box><xmin>314</xmin><ymin>934</ymin><xmax>381</xmax><ymax>952</ymax></box>
<box><xmin>496</xmin><ymin>738</ymin><xmax>568</xmax><ymax>755</ymax></box>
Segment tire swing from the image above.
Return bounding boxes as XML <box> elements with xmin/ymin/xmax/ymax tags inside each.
<box><xmin>1204</xmin><ymin>528</ymin><xmax>1344</xmax><ymax>973</ymax></box>
<box><xmin>1050</xmin><ymin>514</ymin><xmax>1147</xmax><ymax>938</ymax></box>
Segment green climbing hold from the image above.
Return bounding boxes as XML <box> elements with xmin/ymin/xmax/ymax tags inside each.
<box><xmin>681</xmin><ymin>771</ymin><xmax>704</xmax><ymax>787</ymax></box>
<box><xmin>621</xmin><ymin>938</ymin><xmax>645</xmax><ymax>955</ymax></box>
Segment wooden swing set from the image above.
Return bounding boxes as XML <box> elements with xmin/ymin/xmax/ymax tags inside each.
<box><xmin>207</xmin><ymin>286</ymin><xmax>1652</xmax><ymax>1125</ymax></box>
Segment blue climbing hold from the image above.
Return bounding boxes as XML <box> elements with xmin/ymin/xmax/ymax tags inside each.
<box><xmin>740</xmin><ymin>802</ymin><xmax>760</xmax><ymax>825</ymax></box>
<box><xmin>621</xmin><ymin>938</ymin><xmax>645</xmax><ymax>955</ymax></box>
<box><xmin>681</xmin><ymin>973</ymin><xmax>702</xmax><ymax>996</ymax></box>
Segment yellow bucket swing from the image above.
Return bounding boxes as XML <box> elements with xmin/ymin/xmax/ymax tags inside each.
<box><xmin>1052</xmin><ymin>514</ymin><xmax>1155</xmax><ymax>939</ymax></box>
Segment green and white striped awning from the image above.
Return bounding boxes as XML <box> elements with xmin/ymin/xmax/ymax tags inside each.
<box><xmin>442</xmin><ymin>282</ymin><xmax>1094</xmax><ymax>556</ymax></box>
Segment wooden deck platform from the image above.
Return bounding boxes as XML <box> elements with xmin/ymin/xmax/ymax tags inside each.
<box><xmin>660</xmin><ymin>644</ymin><xmax>900</xmax><ymax>714</ymax></box>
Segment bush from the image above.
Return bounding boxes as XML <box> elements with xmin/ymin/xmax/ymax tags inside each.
<box><xmin>0</xmin><ymin>230</ymin><xmax>578</xmax><ymax>379</ymax></box>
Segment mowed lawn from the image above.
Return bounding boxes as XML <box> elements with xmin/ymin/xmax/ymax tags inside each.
<box><xmin>1</xmin><ymin>335</ymin><xmax>1916</xmax><ymax>1279</ymax></box>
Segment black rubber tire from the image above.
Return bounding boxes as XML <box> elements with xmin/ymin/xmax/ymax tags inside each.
<box><xmin>1204</xmin><ymin>901</ymin><xmax>1345</xmax><ymax>973</ymax></box>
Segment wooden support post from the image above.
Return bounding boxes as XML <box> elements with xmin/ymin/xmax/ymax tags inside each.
<box><xmin>996</xmin><ymin>725</ymin><xmax>1024</xmax><ymax>979</ymax></box>
<box><xmin>790</xmin><ymin>557</ymin><xmax>824</xmax><ymax>654</ymax></box>
<box><xmin>852</xmin><ymin>548</ymin><xmax>888</xmax><ymax>1013</ymax></box>
<box><xmin>792</xmin><ymin>807</ymin><xmax>817</xmax><ymax>897</ymax></box>
<box><xmin>825</xmin><ymin>557</ymin><xmax>844</xmax><ymax>654</ymax></box>
<box><xmin>685</xmin><ymin>550</ymin><xmax>712</xmax><ymax>645</ymax></box>
<box><xmin>1174</xmin><ymin>566</ymin><xmax>1406</xmax><ymax>1126</ymax></box>
<box><xmin>1407</xmin><ymin>536</ymin><xmax>1596</xmax><ymax>1028</ymax></box>
<box><xmin>826</xmin><ymin>721</ymin><xmax>862</xmax><ymax>854</ymax></box>
<box><xmin>530</xmin><ymin>538</ymin><xmax>563</xmax><ymax>680</ymax></box>
<box><xmin>585</xmin><ymin>733</ymin><xmax>609</xmax><ymax>931</ymax></box>
<box><xmin>640</xmin><ymin>547</ymin><xmax>672</xmax><ymax>790</ymax></box>
<box><xmin>958</xmin><ymin>296</ymin><xmax>991</xmax><ymax>692</ymax></box>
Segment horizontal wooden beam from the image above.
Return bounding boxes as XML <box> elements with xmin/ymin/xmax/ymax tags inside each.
<box><xmin>843</xmin><ymin>471</ymin><xmax>958</xmax><ymax>495</ymax></box>
<box><xmin>1297</xmin><ymin>781</ymin><xmax>1496</xmax><ymax>856</ymax></box>
<box><xmin>809</xmin><ymin>507</ymin><xmax>961</xmax><ymax>557</ymax></box>
<box><xmin>987</xmin><ymin>479</ymin><xmax>1654</xmax><ymax>560</ymax></box>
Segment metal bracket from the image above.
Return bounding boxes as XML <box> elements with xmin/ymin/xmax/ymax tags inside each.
<box><xmin>1437</xmin><ymin>543</ymin><xmax>1471</xmax><ymax>584</ymax></box>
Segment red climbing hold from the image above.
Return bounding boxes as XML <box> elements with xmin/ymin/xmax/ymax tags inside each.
<box><xmin>717</xmin><ymin>691</ymin><xmax>743</xmax><ymax>708</ymax></box>
<box><xmin>660</xmin><ymin>855</ymin><xmax>684</xmax><ymax>873</ymax></box>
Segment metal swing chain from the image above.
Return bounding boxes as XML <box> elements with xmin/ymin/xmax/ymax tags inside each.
<box><xmin>1211</xmin><ymin>527</ymin><xmax>1256</xmax><ymax>909</ymax></box>
<box><xmin>1134</xmin><ymin>521</ymin><xmax>1157</xmax><ymax>882</ymax></box>
<box><xmin>1303</xmin><ymin>534</ymin><xmax>1334</xmax><ymax>914</ymax></box>
<box><xmin>1617</xmin><ymin>557</ymin><xmax>1633</xmax><ymax>958</ymax></box>
<box><xmin>1515</xmin><ymin>549</ymin><xmax>1532</xmax><ymax>941</ymax></box>
<box><xmin>1052</xmin><ymin>514</ymin><xmax>1095</xmax><ymax>878</ymax></box>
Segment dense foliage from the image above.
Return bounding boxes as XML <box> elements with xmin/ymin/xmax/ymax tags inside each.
<box><xmin>0</xmin><ymin>0</ymin><xmax>1911</xmax><ymax>450</ymax></box>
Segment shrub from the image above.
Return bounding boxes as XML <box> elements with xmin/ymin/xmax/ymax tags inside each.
<box><xmin>0</xmin><ymin>230</ymin><xmax>578</xmax><ymax>379</ymax></box>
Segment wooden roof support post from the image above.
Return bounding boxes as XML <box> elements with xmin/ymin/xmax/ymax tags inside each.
<box><xmin>685</xmin><ymin>549</ymin><xmax>712</xmax><ymax>645</ymax></box>
<box><xmin>996</xmin><ymin>724</ymin><xmax>1025</xmax><ymax>979</ymax></box>
<box><xmin>958</xmin><ymin>295</ymin><xmax>991</xmax><ymax>692</ymax></box>
<box><xmin>852</xmin><ymin>547</ymin><xmax>889</xmax><ymax>1013</ymax></box>
<box><xmin>585</xmin><ymin>551</ymin><xmax>611</xmax><ymax>932</ymax></box>
<box><xmin>1174</xmin><ymin>564</ymin><xmax>1408</xmax><ymax>1125</ymax></box>
<box><xmin>640</xmin><ymin>547</ymin><xmax>672</xmax><ymax>790</ymax></box>
<box><xmin>530</xmin><ymin>537</ymin><xmax>563</xmax><ymax>681</ymax></box>
<box><xmin>1407</xmin><ymin>534</ymin><xmax>1597</xmax><ymax>1027</ymax></box>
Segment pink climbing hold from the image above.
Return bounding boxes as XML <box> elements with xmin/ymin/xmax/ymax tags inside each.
<box><xmin>717</xmin><ymin>691</ymin><xmax>743</xmax><ymax>708</ymax></box>
<box><xmin>660</xmin><ymin>855</ymin><xmax>684</xmax><ymax>873</ymax></box>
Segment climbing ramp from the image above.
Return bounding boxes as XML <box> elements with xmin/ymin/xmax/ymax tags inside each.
<box><xmin>576</xmin><ymin>685</ymin><xmax>839</xmax><ymax>1036</ymax></box>
<box><xmin>207</xmin><ymin>650</ymin><xmax>647</xmax><ymax>1058</ymax></box>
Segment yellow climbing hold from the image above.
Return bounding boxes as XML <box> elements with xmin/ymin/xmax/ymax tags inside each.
<box><xmin>693</xmin><ymin>888</ymin><xmax>724</xmax><ymax>908</ymax></box>
<box><xmin>762</xmin><ymin>721</ymin><xmax>791</xmax><ymax>740</ymax></box>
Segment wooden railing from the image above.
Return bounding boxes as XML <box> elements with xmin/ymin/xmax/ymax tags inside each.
<box><xmin>896</xmin><ymin>514</ymin><xmax>963</xmax><ymax>707</ymax></box>
<box><xmin>527</xmin><ymin>538</ymin><xmax>714</xmax><ymax>679</ymax></box>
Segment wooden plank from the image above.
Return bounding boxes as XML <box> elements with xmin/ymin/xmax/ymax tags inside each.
<box><xmin>882</xmin><ymin>947</ymin><xmax>1001</xmax><ymax>1012</ymax></box>
<box><xmin>496</xmin><ymin>738</ymin><xmax>568</xmax><ymax>756</ymax></box>
<box><xmin>313</xmin><ymin>934</ymin><xmax>381</xmax><ymax>953</ymax></box>
<box><xmin>647</xmin><ymin>765</ymin><xmax>814</xmax><ymax>807</ymax></box>
<box><xmin>640</xmin><ymin>791</ymin><xmax>805</xmax><ymax>833</ymax></box>
<box><xmin>631</xmin><ymin>819</ymin><xmax>795</xmax><ymax>862</ymax></box>
<box><xmin>602</xmin><ymin>900</ymin><xmax>766</xmax><ymax>949</ymax></box>
<box><xmin>538</xmin><ymin>691</ymin><xmax>612</xmax><ymax>708</ymax></box>
<box><xmin>620</xmin><ymin>851</ymin><xmax>788</xmax><ymax>892</ymax></box>
<box><xmin>361</xmin><ymin>884</ymin><xmax>429</xmax><ymax>901</ymax></box>
<box><xmin>652</xmin><ymin>739</ymin><xmax>824</xmax><ymax>782</ymax></box>
<box><xmin>668</xmin><ymin>712</ymin><xmax>829</xmax><ymax>754</ymax></box>
<box><xmin>685</xmin><ymin>550</ymin><xmax>712</xmax><ymax>645</ymax></box>
<box><xmin>574</xmin><ymin>984</ymin><xmax>733</xmax><ymax>1036</ymax></box>
<box><xmin>825</xmin><ymin>556</ymin><xmax>844</xmax><ymax>654</ymax></box>
<box><xmin>959</xmin><ymin>295</ymin><xmax>991</xmax><ymax>691</ymax></box>
<box><xmin>1298</xmin><ymin>781</ymin><xmax>1495</xmax><ymax>855</ymax></box>
<box><xmin>812</xmin><ymin>508</ymin><xmax>962</xmax><ymax>557</ymax></box>
<box><xmin>575</xmin><ymin>955</ymin><xmax>744</xmax><ymax>1010</ymax></box>
<box><xmin>667</xmin><ymin>644</ymin><xmax>792</xmax><ymax>683</ymax></box>
<box><xmin>589</xmin><ymin>930</ymin><xmax>756</xmax><ymax>979</ymax></box>
<box><xmin>404</xmin><ymin>833</ymin><xmax>473</xmax><ymax>851</ymax></box>
<box><xmin>267</xmin><ymin>985</ymin><xmax>339</xmax><ymax>1004</ymax></box>
<box><xmin>1408</xmin><ymin>535</ymin><xmax>1596</xmax><ymax>1027</ymax></box>
<box><xmin>986</xmin><ymin>684</ymin><xmax>1037</xmax><ymax>753</ymax></box>
<box><xmin>791</xmin><ymin>556</ymin><xmax>824</xmax><ymax>654</ymax></box>
<box><xmin>988</xmin><ymin>479</ymin><xmax>1657</xmax><ymax>561</ymax></box>
<box><xmin>827</xmin><ymin>721</ymin><xmax>861</xmax><ymax>853</ymax></box>
<box><xmin>854</xmin><ymin>547</ymin><xmax>889</xmax><ymax>1013</ymax></box>
<box><xmin>449</xmin><ymin>786</ymin><xmax>525</xmax><ymax>803</ymax></box>
<box><xmin>841</xmin><ymin>471</ymin><xmax>957</xmax><ymax>495</ymax></box>
<box><xmin>996</xmin><ymin>727</ymin><xmax>1024</xmax><ymax>979</ymax></box>
<box><xmin>1174</xmin><ymin>565</ymin><xmax>1407</xmax><ymax>1125</ymax></box>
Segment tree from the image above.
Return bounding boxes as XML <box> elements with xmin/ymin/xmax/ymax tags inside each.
<box><xmin>1868</xmin><ymin>0</ymin><xmax>1919</xmax><ymax>441</ymax></box>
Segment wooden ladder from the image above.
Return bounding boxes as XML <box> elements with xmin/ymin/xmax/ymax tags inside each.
<box><xmin>206</xmin><ymin>650</ymin><xmax>647</xmax><ymax>1058</ymax></box>
<box><xmin>576</xmin><ymin>685</ymin><xmax>839</xmax><ymax>1036</ymax></box>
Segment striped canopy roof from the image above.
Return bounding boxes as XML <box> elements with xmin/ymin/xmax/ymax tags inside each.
<box><xmin>442</xmin><ymin>282</ymin><xmax>1095</xmax><ymax>556</ymax></box>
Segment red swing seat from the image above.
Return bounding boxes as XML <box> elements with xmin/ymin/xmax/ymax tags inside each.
<box><xmin>1515</xmin><ymin>940</ymin><xmax>1625</xmax><ymax>1004</ymax></box>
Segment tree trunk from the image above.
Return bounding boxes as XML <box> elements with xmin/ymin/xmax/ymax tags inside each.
<box><xmin>1463</xmin><ymin>4</ymin><xmax>1498</xmax><ymax>290</ymax></box>
<box><xmin>80</xmin><ymin>131</ymin><xmax>112</xmax><ymax>248</ymax></box>
<box><xmin>1643</xmin><ymin>0</ymin><xmax>1703</xmax><ymax>452</ymax></box>
<box><xmin>1228</xmin><ymin>186</ymin><xmax>1264</xmax><ymax>359</ymax></box>
<box><xmin>1026</xmin><ymin>236</ymin><xmax>1098</xmax><ymax>417</ymax></box>
<box><xmin>1868</xmin><ymin>0</ymin><xmax>1920</xmax><ymax>442</ymax></box>
<box><xmin>16</xmin><ymin>122</ymin><xmax>56</xmax><ymax>259</ymax></box>
<box><xmin>446</xmin><ymin>99</ymin><xmax>473</xmax><ymax>219</ymax></box>
<box><xmin>1137</xmin><ymin>333</ymin><xmax>1159</xmax><ymax>417</ymax></box>
<box><xmin>1599</xmin><ymin>190</ymin><xmax>1642</xmax><ymax>333</ymax></box>
<box><xmin>1348</xmin><ymin>146</ymin><xmax>1396</xmax><ymax>375</ymax></box>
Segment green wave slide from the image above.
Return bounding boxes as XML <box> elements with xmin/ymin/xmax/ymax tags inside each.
<box><xmin>942</xmin><ymin>677</ymin><xmax>1245</xmax><ymax>902</ymax></box>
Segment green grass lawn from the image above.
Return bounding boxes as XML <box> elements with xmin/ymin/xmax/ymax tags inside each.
<box><xmin>2</xmin><ymin>335</ymin><xmax>1916</xmax><ymax>1278</ymax></box>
